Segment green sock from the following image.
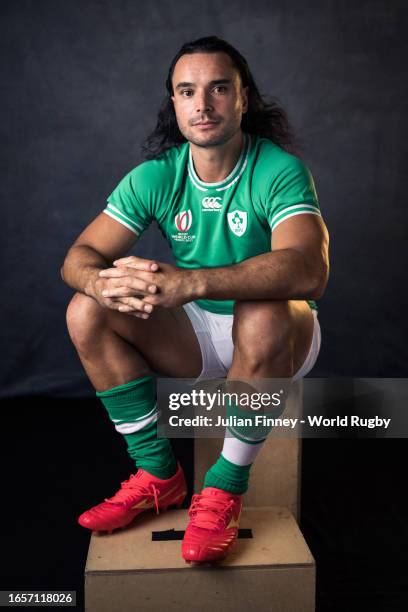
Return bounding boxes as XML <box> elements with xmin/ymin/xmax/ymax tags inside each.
<box><xmin>203</xmin><ymin>453</ymin><xmax>252</xmax><ymax>495</ymax></box>
<box><xmin>96</xmin><ymin>376</ymin><xmax>177</xmax><ymax>480</ymax></box>
<box><xmin>203</xmin><ymin>397</ymin><xmax>287</xmax><ymax>495</ymax></box>
<box><xmin>225</xmin><ymin>400</ymin><xmax>284</xmax><ymax>445</ymax></box>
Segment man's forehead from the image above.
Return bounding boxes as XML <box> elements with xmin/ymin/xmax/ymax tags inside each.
<box><xmin>172</xmin><ymin>52</ymin><xmax>239</xmax><ymax>84</ymax></box>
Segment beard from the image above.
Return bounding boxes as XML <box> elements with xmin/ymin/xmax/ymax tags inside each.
<box><xmin>181</xmin><ymin>121</ymin><xmax>241</xmax><ymax>149</ymax></box>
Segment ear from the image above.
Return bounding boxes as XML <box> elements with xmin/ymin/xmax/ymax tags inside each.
<box><xmin>242</xmin><ymin>86</ymin><xmax>249</xmax><ymax>114</ymax></box>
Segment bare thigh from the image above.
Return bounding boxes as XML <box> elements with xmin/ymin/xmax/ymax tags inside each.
<box><xmin>230</xmin><ymin>299</ymin><xmax>315</xmax><ymax>377</ymax></box>
<box><xmin>106</xmin><ymin>301</ymin><xmax>203</xmax><ymax>378</ymax></box>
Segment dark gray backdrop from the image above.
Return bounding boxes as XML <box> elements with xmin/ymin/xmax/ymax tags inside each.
<box><xmin>1</xmin><ymin>0</ymin><xmax>407</xmax><ymax>397</ymax></box>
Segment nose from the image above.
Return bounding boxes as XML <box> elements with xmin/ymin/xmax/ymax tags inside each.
<box><xmin>195</xmin><ymin>89</ymin><xmax>213</xmax><ymax>114</ymax></box>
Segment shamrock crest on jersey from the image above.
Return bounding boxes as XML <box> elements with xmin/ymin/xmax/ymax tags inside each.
<box><xmin>104</xmin><ymin>132</ymin><xmax>321</xmax><ymax>312</ymax></box>
<box><xmin>227</xmin><ymin>210</ymin><xmax>247</xmax><ymax>237</ymax></box>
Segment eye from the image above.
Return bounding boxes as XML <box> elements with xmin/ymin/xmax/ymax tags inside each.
<box><xmin>213</xmin><ymin>86</ymin><xmax>227</xmax><ymax>94</ymax></box>
<box><xmin>181</xmin><ymin>89</ymin><xmax>193</xmax><ymax>97</ymax></box>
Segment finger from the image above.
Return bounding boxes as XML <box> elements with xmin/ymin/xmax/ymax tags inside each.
<box><xmin>103</xmin><ymin>301</ymin><xmax>121</xmax><ymax>312</ymax></box>
<box><xmin>99</xmin><ymin>267</ymin><xmax>142</xmax><ymax>278</ymax></box>
<box><xmin>115</xmin><ymin>296</ymin><xmax>154</xmax><ymax>313</ymax></box>
<box><xmin>113</xmin><ymin>257</ymin><xmax>159</xmax><ymax>272</ymax></box>
<box><xmin>101</xmin><ymin>277</ymin><xmax>158</xmax><ymax>296</ymax></box>
<box><xmin>102</xmin><ymin>284</ymin><xmax>156</xmax><ymax>298</ymax></box>
<box><xmin>116</xmin><ymin>306</ymin><xmax>150</xmax><ymax>319</ymax></box>
<box><xmin>103</xmin><ymin>287</ymin><xmax>135</xmax><ymax>298</ymax></box>
<box><xmin>99</xmin><ymin>269</ymin><xmax>158</xmax><ymax>291</ymax></box>
<box><xmin>140</xmin><ymin>294</ymin><xmax>160</xmax><ymax>306</ymax></box>
<box><xmin>104</xmin><ymin>299</ymin><xmax>139</xmax><ymax>314</ymax></box>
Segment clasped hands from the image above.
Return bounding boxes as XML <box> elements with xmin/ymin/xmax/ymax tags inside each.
<box><xmin>96</xmin><ymin>256</ymin><xmax>192</xmax><ymax>319</ymax></box>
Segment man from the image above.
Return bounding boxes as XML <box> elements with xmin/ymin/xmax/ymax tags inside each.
<box><xmin>61</xmin><ymin>36</ymin><xmax>329</xmax><ymax>564</ymax></box>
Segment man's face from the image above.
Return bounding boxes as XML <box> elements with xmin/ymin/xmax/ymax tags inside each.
<box><xmin>171</xmin><ymin>52</ymin><xmax>248</xmax><ymax>148</ymax></box>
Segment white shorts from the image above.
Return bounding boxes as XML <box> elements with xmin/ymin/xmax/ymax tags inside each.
<box><xmin>182</xmin><ymin>301</ymin><xmax>321</xmax><ymax>384</ymax></box>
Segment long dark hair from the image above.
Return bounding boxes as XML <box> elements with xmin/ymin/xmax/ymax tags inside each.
<box><xmin>142</xmin><ymin>36</ymin><xmax>299</xmax><ymax>160</ymax></box>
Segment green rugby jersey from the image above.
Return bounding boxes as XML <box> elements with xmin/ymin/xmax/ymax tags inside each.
<box><xmin>104</xmin><ymin>132</ymin><xmax>322</xmax><ymax>314</ymax></box>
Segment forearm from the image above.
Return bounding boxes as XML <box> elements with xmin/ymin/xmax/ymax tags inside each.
<box><xmin>190</xmin><ymin>249</ymin><xmax>326</xmax><ymax>302</ymax></box>
<box><xmin>60</xmin><ymin>245</ymin><xmax>109</xmax><ymax>297</ymax></box>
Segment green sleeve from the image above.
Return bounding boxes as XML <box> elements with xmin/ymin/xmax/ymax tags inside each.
<box><xmin>103</xmin><ymin>162</ymin><xmax>155</xmax><ymax>237</ymax></box>
<box><xmin>264</xmin><ymin>155</ymin><xmax>321</xmax><ymax>231</ymax></box>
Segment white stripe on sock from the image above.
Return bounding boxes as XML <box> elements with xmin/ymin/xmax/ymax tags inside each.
<box><xmin>114</xmin><ymin>412</ymin><xmax>158</xmax><ymax>434</ymax></box>
<box><xmin>221</xmin><ymin>434</ymin><xmax>265</xmax><ymax>466</ymax></box>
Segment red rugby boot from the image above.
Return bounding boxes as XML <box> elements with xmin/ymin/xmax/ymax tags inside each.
<box><xmin>182</xmin><ymin>487</ymin><xmax>243</xmax><ymax>563</ymax></box>
<box><xmin>78</xmin><ymin>462</ymin><xmax>187</xmax><ymax>533</ymax></box>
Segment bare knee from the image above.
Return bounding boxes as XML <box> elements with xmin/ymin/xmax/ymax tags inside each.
<box><xmin>232</xmin><ymin>300</ymin><xmax>293</xmax><ymax>372</ymax></box>
<box><xmin>66</xmin><ymin>292</ymin><xmax>106</xmax><ymax>353</ymax></box>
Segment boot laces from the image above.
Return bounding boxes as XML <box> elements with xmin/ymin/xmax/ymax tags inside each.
<box><xmin>104</xmin><ymin>474</ymin><xmax>161</xmax><ymax>514</ymax></box>
<box><xmin>188</xmin><ymin>493</ymin><xmax>236</xmax><ymax>530</ymax></box>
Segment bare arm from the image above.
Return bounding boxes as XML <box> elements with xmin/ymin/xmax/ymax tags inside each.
<box><xmin>99</xmin><ymin>213</ymin><xmax>329</xmax><ymax>313</ymax></box>
<box><xmin>60</xmin><ymin>213</ymin><xmax>159</xmax><ymax>316</ymax></box>
<box><xmin>60</xmin><ymin>213</ymin><xmax>139</xmax><ymax>294</ymax></box>
<box><xmin>188</xmin><ymin>214</ymin><xmax>330</xmax><ymax>302</ymax></box>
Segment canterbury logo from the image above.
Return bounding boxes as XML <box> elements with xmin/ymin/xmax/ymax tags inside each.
<box><xmin>202</xmin><ymin>196</ymin><xmax>222</xmax><ymax>209</ymax></box>
<box><xmin>175</xmin><ymin>210</ymin><xmax>192</xmax><ymax>231</ymax></box>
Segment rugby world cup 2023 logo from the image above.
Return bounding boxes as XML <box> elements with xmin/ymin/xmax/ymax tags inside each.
<box><xmin>175</xmin><ymin>209</ymin><xmax>192</xmax><ymax>232</ymax></box>
<box><xmin>172</xmin><ymin>209</ymin><xmax>196</xmax><ymax>243</ymax></box>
